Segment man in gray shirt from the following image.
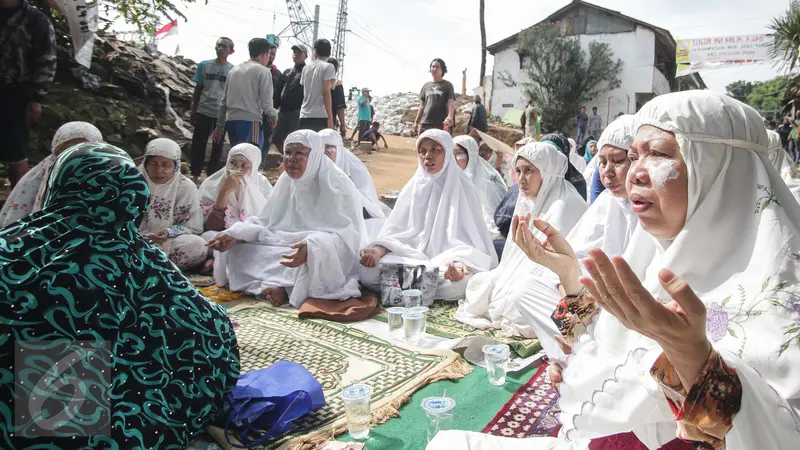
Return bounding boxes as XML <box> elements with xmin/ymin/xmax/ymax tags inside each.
<box><xmin>589</xmin><ymin>106</ymin><xmax>603</xmax><ymax>139</ymax></box>
<box><xmin>213</xmin><ymin>38</ymin><xmax>278</xmax><ymax>150</ymax></box>
<box><xmin>299</xmin><ymin>39</ymin><xmax>336</xmax><ymax>132</ymax></box>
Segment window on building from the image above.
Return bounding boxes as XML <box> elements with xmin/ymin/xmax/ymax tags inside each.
<box><xmin>518</xmin><ymin>52</ymin><xmax>524</xmax><ymax>69</ymax></box>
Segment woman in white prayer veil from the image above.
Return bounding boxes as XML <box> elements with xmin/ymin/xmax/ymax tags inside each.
<box><xmin>568</xmin><ymin>137</ymin><xmax>587</xmax><ymax>173</ymax></box>
<box><xmin>767</xmin><ymin>129</ymin><xmax>800</xmax><ymax>204</ymax></box>
<box><xmin>138</xmin><ymin>138</ymin><xmax>207</xmax><ymax>271</ymax></box>
<box><xmin>566</xmin><ymin>115</ymin><xmax>638</xmax><ymax>262</ymax></box>
<box><xmin>318</xmin><ymin>129</ymin><xmax>387</xmax><ymax>239</ymax></box>
<box><xmin>359</xmin><ymin>129</ymin><xmax>498</xmax><ymax>302</ymax></box>
<box><xmin>454</xmin><ymin>142</ymin><xmax>587</xmax><ymax>354</ymax></box>
<box><xmin>453</xmin><ymin>135</ymin><xmax>507</xmax><ymax>240</ymax></box>
<box><xmin>198</xmin><ymin>143</ymin><xmax>273</xmax><ymax>274</ymax></box>
<box><xmin>199</xmin><ymin>143</ymin><xmax>273</xmax><ymax>235</ymax></box>
<box><xmin>0</xmin><ymin>121</ymin><xmax>103</xmax><ymax>228</ymax></box>
<box><xmin>206</xmin><ymin>130</ymin><xmax>368</xmax><ymax>308</ymax></box>
<box><xmin>429</xmin><ymin>90</ymin><xmax>800</xmax><ymax>450</ymax></box>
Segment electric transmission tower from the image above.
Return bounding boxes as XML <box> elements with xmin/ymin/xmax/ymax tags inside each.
<box><xmin>332</xmin><ymin>0</ymin><xmax>348</xmax><ymax>81</ymax></box>
<box><xmin>284</xmin><ymin>0</ymin><xmax>316</xmax><ymax>48</ymax></box>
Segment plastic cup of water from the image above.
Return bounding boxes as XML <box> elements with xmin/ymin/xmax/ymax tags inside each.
<box><xmin>421</xmin><ymin>396</ymin><xmax>456</xmax><ymax>442</ymax></box>
<box><xmin>386</xmin><ymin>307</ymin><xmax>407</xmax><ymax>342</ymax></box>
<box><xmin>402</xmin><ymin>310</ymin><xmax>424</xmax><ymax>346</ymax></box>
<box><xmin>482</xmin><ymin>344</ymin><xmax>511</xmax><ymax>386</ymax></box>
<box><xmin>409</xmin><ymin>306</ymin><xmax>429</xmax><ymax>335</ymax></box>
<box><xmin>402</xmin><ymin>289</ymin><xmax>422</xmax><ymax>308</ymax></box>
<box><xmin>342</xmin><ymin>383</ymin><xmax>372</xmax><ymax>440</ymax></box>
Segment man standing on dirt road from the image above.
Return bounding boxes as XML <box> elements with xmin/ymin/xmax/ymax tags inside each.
<box><xmin>299</xmin><ymin>39</ymin><xmax>336</xmax><ymax>132</ymax></box>
<box><xmin>273</xmin><ymin>44</ymin><xmax>307</xmax><ymax>155</ymax></box>
<box><xmin>189</xmin><ymin>37</ymin><xmax>234</xmax><ymax>180</ymax></box>
<box><xmin>213</xmin><ymin>38</ymin><xmax>278</xmax><ymax>150</ymax></box>
<box><xmin>260</xmin><ymin>43</ymin><xmax>285</xmax><ymax>168</ymax></box>
<box><xmin>0</xmin><ymin>0</ymin><xmax>56</xmax><ymax>187</ymax></box>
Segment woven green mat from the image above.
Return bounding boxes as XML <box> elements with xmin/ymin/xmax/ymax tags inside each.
<box><xmin>373</xmin><ymin>301</ymin><xmax>542</xmax><ymax>358</ymax></box>
<box><xmin>197</xmin><ymin>303</ymin><xmax>471</xmax><ymax>449</ymax></box>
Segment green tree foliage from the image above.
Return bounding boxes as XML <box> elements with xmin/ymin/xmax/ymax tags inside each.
<box><xmin>33</xmin><ymin>0</ymin><xmax>199</xmax><ymax>38</ymax></box>
<box><xmin>769</xmin><ymin>0</ymin><xmax>800</xmax><ymax>72</ymax></box>
<box><xmin>746</xmin><ymin>76</ymin><xmax>789</xmax><ymax>112</ymax></box>
<box><xmin>725</xmin><ymin>76</ymin><xmax>789</xmax><ymax>113</ymax></box>
<box><xmin>517</xmin><ymin>24</ymin><xmax>622</xmax><ymax>133</ymax></box>
<box><xmin>725</xmin><ymin>80</ymin><xmax>759</xmax><ymax>103</ymax></box>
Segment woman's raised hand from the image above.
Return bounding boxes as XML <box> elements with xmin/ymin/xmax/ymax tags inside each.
<box><xmin>581</xmin><ymin>249</ymin><xmax>712</xmax><ymax>391</ymax></box>
<box><xmin>512</xmin><ymin>216</ymin><xmax>582</xmax><ymax>295</ymax></box>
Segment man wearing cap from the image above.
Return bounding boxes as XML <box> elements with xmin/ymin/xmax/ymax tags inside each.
<box><xmin>273</xmin><ymin>44</ymin><xmax>307</xmax><ymax>155</ymax></box>
<box><xmin>299</xmin><ymin>38</ymin><xmax>336</xmax><ymax>132</ymax></box>
<box><xmin>356</xmin><ymin>87</ymin><xmax>372</xmax><ymax>142</ymax></box>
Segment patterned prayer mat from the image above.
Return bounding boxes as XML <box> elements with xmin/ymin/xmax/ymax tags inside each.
<box><xmin>482</xmin><ymin>364</ymin><xmax>561</xmax><ymax>439</ymax></box>
<box><xmin>194</xmin><ymin>302</ymin><xmax>472</xmax><ymax>450</ymax></box>
<box><xmin>373</xmin><ymin>301</ymin><xmax>542</xmax><ymax>358</ymax></box>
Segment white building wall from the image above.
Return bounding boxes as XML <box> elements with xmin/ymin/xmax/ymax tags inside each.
<box><xmin>489</xmin><ymin>26</ymin><xmax>667</xmax><ymax>131</ymax></box>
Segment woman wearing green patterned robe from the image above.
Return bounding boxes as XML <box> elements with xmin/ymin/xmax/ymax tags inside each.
<box><xmin>0</xmin><ymin>142</ymin><xmax>240</xmax><ymax>449</ymax></box>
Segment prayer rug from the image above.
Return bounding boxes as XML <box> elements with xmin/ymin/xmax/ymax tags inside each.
<box><xmin>187</xmin><ymin>273</ymin><xmax>215</xmax><ymax>287</ymax></box>
<box><xmin>197</xmin><ymin>303</ymin><xmax>472</xmax><ymax>450</ymax></box>
<box><xmin>373</xmin><ymin>301</ymin><xmax>542</xmax><ymax>358</ymax></box>
<box><xmin>482</xmin><ymin>364</ymin><xmax>561</xmax><ymax>439</ymax></box>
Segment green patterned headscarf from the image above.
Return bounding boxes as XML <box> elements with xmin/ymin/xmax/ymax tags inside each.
<box><xmin>0</xmin><ymin>142</ymin><xmax>239</xmax><ymax>448</ymax></box>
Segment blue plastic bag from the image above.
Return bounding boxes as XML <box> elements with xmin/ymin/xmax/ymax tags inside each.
<box><xmin>221</xmin><ymin>360</ymin><xmax>325</xmax><ymax>447</ymax></box>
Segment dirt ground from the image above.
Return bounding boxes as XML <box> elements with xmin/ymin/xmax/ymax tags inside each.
<box><xmin>0</xmin><ymin>132</ymin><xmax>422</xmax><ymax>205</ymax></box>
<box><xmin>354</xmin><ymin>134</ymin><xmax>419</xmax><ymax>194</ymax></box>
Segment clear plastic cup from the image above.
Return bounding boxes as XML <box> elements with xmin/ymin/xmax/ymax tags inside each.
<box><xmin>482</xmin><ymin>344</ymin><xmax>511</xmax><ymax>386</ymax></box>
<box><xmin>409</xmin><ymin>306</ymin><xmax>429</xmax><ymax>335</ymax></box>
<box><xmin>402</xmin><ymin>311</ymin><xmax>424</xmax><ymax>346</ymax></box>
<box><xmin>386</xmin><ymin>307</ymin><xmax>407</xmax><ymax>342</ymax></box>
<box><xmin>342</xmin><ymin>383</ymin><xmax>372</xmax><ymax>440</ymax></box>
<box><xmin>402</xmin><ymin>289</ymin><xmax>422</xmax><ymax>308</ymax></box>
<box><xmin>421</xmin><ymin>396</ymin><xmax>456</xmax><ymax>442</ymax></box>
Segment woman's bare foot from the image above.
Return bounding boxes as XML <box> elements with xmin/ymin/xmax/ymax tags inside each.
<box><xmin>359</xmin><ymin>246</ymin><xmax>388</xmax><ymax>268</ymax></box>
<box><xmin>200</xmin><ymin>258</ymin><xmax>214</xmax><ymax>275</ymax></box>
<box><xmin>261</xmin><ymin>286</ymin><xmax>288</xmax><ymax>307</ymax></box>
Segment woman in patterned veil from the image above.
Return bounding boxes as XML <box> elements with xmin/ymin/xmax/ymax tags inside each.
<box><xmin>0</xmin><ymin>142</ymin><xmax>239</xmax><ymax>449</ymax></box>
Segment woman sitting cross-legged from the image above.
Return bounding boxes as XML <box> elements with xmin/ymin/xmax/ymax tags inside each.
<box><xmin>429</xmin><ymin>90</ymin><xmax>800</xmax><ymax>450</ymax></box>
<box><xmin>566</xmin><ymin>115</ymin><xmax>639</xmax><ymax>262</ymax></box>
<box><xmin>319</xmin><ymin>128</ymin><xmax>387</xmax><ymax>239</ymax></box>
<box><xmin>454</xmin><ymin>141</ymin><xmax>587</xmax><ymax>355</ymax></box>
<box><xmin>198</xmin><ymin>143</ymin><xmax>273</xmax><ymax>273</ymax></box>
<box><xmin>206</xmin><ymin>130</ymin><xmax>367</xmax><ymax>308</ymax></box>
<box><xmin>0</xmin><ymin>142</ymin><xmax>239</xmax><ymax>449</ymax></box>
<box><xmin>0</xmin><ymin>121</ymin><xmax>103</xmax><ymax>227</ymax></box>
<box><xmin>453</xmin><ymin>135</ymin><xmax>507</xmax><ymax>242</ymax></box>
<box><xmin>138</xmin><ymin>138</ymin><xmax>208</xmax><ymax>271</ymax></box>
<box><xmin>359</xmin><ymin>129</ymin><xmax>498</xmax><ymax>301</ymax></box>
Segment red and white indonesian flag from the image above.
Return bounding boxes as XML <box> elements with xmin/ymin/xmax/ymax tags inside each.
<box><xmin>155</xmin><ymin>19</ymin><xmax>179</xmax><ymax>39</ymax></box>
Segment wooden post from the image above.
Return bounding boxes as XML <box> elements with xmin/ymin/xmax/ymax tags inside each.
<box><xmin>626</xmin><ymin>95</ymin><xmax>631</xmax><ymax>114</ymax></box>
<box><xmin>462</xmin><ymin>69</ymin><xmax>467</xmax><ymax>96</ymax></box>
<box><xmin>606</xmin><ymin>96</ymin><xmax>611</xmax><ymax>125</ymax></box>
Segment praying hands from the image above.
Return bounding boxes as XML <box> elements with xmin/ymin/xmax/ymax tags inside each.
<box><xmin>514</xmin><ymin>216</ymin><xmax>713</xmax><ymax>392</ymax></box>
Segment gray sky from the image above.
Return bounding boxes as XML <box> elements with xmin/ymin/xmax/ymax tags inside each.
<box><xmin>157</xmin><ymin>0</ymin><xmax>790</xmax><ymax>96</ymax></box>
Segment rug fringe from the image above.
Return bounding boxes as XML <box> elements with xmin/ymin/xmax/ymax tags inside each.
<box><xmin>282</xmin><ymin>356</ymin><xmax>473</xmax><ymax>450</ymax></box>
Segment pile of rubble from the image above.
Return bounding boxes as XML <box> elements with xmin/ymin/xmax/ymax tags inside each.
<box><xmin>345</xmin><ymin>92</ymin><xmax>419</xmax><ymax>137</ymax></box>
<box><xmin>344</xmin><ymin>91</ymin><xmax>523</xmax><ymax>146</ymax></box>
<box><xmin>29</xmin><ymin>31</ymin><xmax>198</xmax><ymax>164</ymax></box>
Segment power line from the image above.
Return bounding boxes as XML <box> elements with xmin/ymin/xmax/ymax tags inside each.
<box><xmin>348</xmin><ymin>29</ymin><xmax>422</xmax><ymax>70</ymax></box>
